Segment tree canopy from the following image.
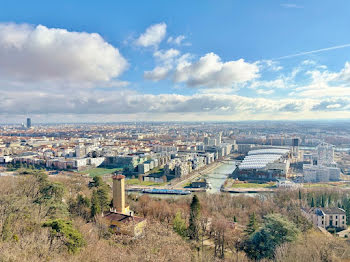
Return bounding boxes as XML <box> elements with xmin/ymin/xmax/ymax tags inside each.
<box><xmin>243</xmin><ymin>214</ymin><xmax>300</xmax><ymax>260</ymax></box>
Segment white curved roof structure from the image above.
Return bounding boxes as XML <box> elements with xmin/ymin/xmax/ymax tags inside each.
<box><xmin>239</xmin><ymin>148</ymin><xmax>289</xmax><ymax>170</ymax></box>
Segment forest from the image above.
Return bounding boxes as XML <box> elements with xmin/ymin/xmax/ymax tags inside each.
<box><xmin>1</xmin><ymin>169</ymin><xmax>350</xmax><ymax>261</ymax></box>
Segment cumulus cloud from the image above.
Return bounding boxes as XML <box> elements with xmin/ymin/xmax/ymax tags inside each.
<box><xmin>153</xmin><ymin>48</ymin><xmax>180</xmax><ymax>62</ymax></box>
<box><xmin>144</xmin><ymin>66</ymin><xmax>171</xmax><ymax>81</ymax></box>
<box><xmin>337</xmin><ymin>62</ymin><xmax>350</xmax><ymax>82</ymax></box>
<box><xmin>135</xmin><ymin>23</ymin><xmax>166</xmax><ymax>47</ymax></box>
<box><xmin>172</xmin><ymin>52</ymin><xmax>259</xmax><ymax>87</ymax></box>
<box><xmin>0</xmin><ymin>23</ymin><xmax>128</xmax><ymax>85</ymax></box>
<box><xmin>144</xmin><ymin>52</ymin><xmax>259</xmax><ymax>87</ymax></box>
<box><xmin>294</xmin><ymin>62</ymin><xmax>350</xmax><ymax>97</ymax></box>
<box><xmin>167</xmin><ymin>35</ymin><xmax>185</xmax><ymax>45</ymax></box>
<box><xmin>143</xmin><ymin>48</ymin><xmax>181</xmax><ymax>81</ymax></box>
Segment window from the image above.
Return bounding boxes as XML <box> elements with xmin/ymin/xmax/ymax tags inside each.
<box><xmin>336</xmin><ymin>221</ymin><xmax>338</xmax><ymax>226</ymax></box>
<box><xmin>343</xmin><ymin>216</ymin><xmax>345</xmax><ymax>219</ymax></box>
<box><xmin>336</xmin><ymin>216</ymin><xmax>338</xmax><ymax>219</ymax></box>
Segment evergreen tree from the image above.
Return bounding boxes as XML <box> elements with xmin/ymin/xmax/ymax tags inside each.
<box><xmin>92</xmin><ymin>176</ymin><xmax>103</xmax><ymax>187</ymax></box>
<box><xmin>97</xmin><ymin>186</ymin><xmax>109</xmax><ymax>212</ymax></box>
<box><xmin>188</xmin><ymin>195</ymin><xmax>201</xmax><ymax>241</ymax></box>
<box><xmin>234</xmin><ymin>216</ymin><xmax>237</xmax><ymax>223</ymax></box>
<box><xmin>243</xmin><ymin>214</ymin><xmax>299</xmax><ymax>260</ymax></box>
<box><xmin>321</xmin><ymin>195</ymin><xmax>325</xmax><ymax>208</ymax></box>
<box><xmin>43</xmin><ymin>219</ymin><xmax>85</xmax><ymax>253</ymax></box>
<box><xmin>244</xmin><ymin>213</ymin><xmax>259</xmax><ymax>235</ymax></box>
<box><xmin>91</xmin><ymin>190</ymin><xmax>101</xmax><ymax>218</ymax></box>
<box><xmin>298</xmin><ymin>189</ymin><xmax>302</xmax><ymax>200</ymax></box>
<box><xmin>311</xmin><ymin>197</ymin><xmax>315</xmax><ymax>207</ymax></box>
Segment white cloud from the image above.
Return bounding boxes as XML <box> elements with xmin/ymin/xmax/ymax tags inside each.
<box><xmin>250</xmin><ymin>79</ymin><xmax>286</xmax><ymax>89</ymax></box>
<box><xmin>302</xmin><ymin>59</ymin><xmax>316</xmax><ymax>66</ymax></box>
<box><xmin>144</xmin><ymin>66</ymin><xmax>171</xmax><ymax>81</ymax></box>
<box><xmin>4</xmin><ymin>88</ymin><xmax>350</xmax><ymax>121</ymax></box>
<box><xmin>135</xmin><ymin>23</ymin><xmax>166</xmax><ymax>47</ymax></box>
<box><xmin>145</xmin><ymin>52</ymin><xmax>259</xmax><ymax>87</ymax></box>
<box><xmin>0</xmin><ymin>90</ymin><xmax>303</xmax><ymax>114</ymax></box>
<box><xmin>144</xmin><ymin>48</ymin><xmax>181</xmax><ymax>82</ymax></box>
<box><xmin>0</xmin><ymin>23</ymin><xmax>128</xmax><ymax>85</ymax></box>
<box><xmin>294</xmin><ymin>63</ymin><xmax>350</xmax><ymax>97</ymax></box>
<box><xmin>173</xmin><ymin>52</ymin><xmax>259</xmax><ymax>87</ymax></box>
<box><xmin>167</xmin><ymin>35</ymin><xmax>185</xmax><ymax>45</ymax></box>
<box><xmin>337</xmin><ymin>62</ymin><xmax>350</xmax><ymax>82</ymax></box>
<box><xmin>259</xmin><ymin>60</ymin><xmax>283</xmax><ymax>71</ymax></box>
<box><xmin>153</xmin><ymin>48</ymin><xmax>180</xmax><ymax>62</ymax></box>
<box><xmin>326</xmin><ymin>104</ymin><xmax>341</xmax><ymax>109</ymax></box>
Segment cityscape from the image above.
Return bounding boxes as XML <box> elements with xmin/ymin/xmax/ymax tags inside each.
<box><xmin>1</xmin><ymin>1</ymin><xmax>350</xmax><ymax>261</ymax></box>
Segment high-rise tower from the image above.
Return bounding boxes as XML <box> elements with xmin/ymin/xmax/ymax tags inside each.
<box><xmin>26</xmin><ymin>118</ymin><xmax>31</xmax><ymax>129</ymax></box>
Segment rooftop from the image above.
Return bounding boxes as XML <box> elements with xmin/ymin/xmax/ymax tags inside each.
<box><xmin>103</xmin><ymin>211</ymin><xmax>145</xmax><ymax>223</ymax></box>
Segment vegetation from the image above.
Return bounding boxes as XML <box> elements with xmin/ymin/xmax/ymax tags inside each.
<box><xmin>172</xmin><ymin>211</ymin><xmax>187</xmax><ymax>238</ymax></box>
<box><xmin>79</xmin><ymin>167</ymin><xmax>122</xmax><ymax>177</ymax></box>
<box><xmin>2</xmin><ymin>171</ymin><xmax>350</xmax><ymax>261</ymax></box>
<box><xmin>43</xmin><ymin>219</ymin><xmax>85</xmax><ymax>253</ymax></box>
<box><xmin>242</xmin><ymin>214</ymin><xmax>300</xmax><ymax>260</ymax></box>
<box><xmin>188</xmin><ymin>195</ymin><xmax>201</xmax><ymax>241</ymax></box>
<box><xmin>125</xmin><ymin>178</ymin><xmax>165</xmax><ymax>186</ymax></box>
<box><xmin>224</xmin><ymin>179</ymin><xmax>276</xmax><ymax>189</ymax></box>
<box><xmin>244</xmin><ymin>213</ymin><xmax>259</xmax><ymax>235</ymax></box>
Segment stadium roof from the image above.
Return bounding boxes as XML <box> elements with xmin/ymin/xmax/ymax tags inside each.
<box><xmin>239</xmin><ymin>149</ymin><xmax>288</xmax><ymax>170</ymax></box>
<box><xmin>248</xmin><ymin>148</ymin><xmax>290</xmax><ymax>156</ymax></box>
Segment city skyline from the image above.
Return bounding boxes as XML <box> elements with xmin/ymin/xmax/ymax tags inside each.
<box><xmin>1</xmin><ymin>1</ymin><xmax>350</xmax><ymax>123</ymax></box>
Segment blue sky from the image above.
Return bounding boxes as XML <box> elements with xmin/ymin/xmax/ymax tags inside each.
<box><xmin>1</xmin><ymin>0</ymin><xmax>350</xmax><ymax>123</ymax></box>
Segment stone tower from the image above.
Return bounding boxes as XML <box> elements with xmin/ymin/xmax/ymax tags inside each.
<box><xmin>112</xmin><ymin>174</ymin><xmax>126</xmax><ymax>213</ymax></box>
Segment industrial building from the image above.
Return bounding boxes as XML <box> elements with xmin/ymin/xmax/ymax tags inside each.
<box><xmin>232</xmin><ymin>148</ymin><xmax>290</xmax><ymax>181</ymax></box>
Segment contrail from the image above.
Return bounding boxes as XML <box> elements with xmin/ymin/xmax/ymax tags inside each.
<box><xmin>275</xmin><ymin>43</ymin><xmax>350</xmax><ymax>60</ymax></box>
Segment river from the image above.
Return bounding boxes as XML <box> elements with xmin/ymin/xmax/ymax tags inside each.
<box><xmin>201</xmin><ymin>160</ymin><xmax>237</xmax><ymax>193</ymax></box>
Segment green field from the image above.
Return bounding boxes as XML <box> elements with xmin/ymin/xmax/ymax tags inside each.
<box><xmin>303</xmin><ymin>183</ymin><xmax>333</xmax><ymax>188</ymax></box>
<box><xmin>79</xmin><ymin>167</ymin><xmax>122</xmax><ymax>177</ymax></box>
<box><xmin>126</xmin><ymin>178</ymin><xmax>165</xmax><ymax>186</ymax></box>
<box><xmin>229</xmin><ymin>182</ymin><xmax>276</xmax><ymax>188</ymax></box>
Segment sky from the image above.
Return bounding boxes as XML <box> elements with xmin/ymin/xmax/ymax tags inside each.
<box><xmin>1</xmin><ymin>0</ymin><xmax>350</xmax><ymax>123</ymax></box>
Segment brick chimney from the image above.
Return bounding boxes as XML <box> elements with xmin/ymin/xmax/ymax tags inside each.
<box><xmin>112</xmin><ymin>174</ymin><xmax>125</xmax><ymax>214</ymax></box>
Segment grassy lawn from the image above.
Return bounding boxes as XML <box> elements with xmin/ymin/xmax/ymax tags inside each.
<box><xmin>126</xmin><ymin>178</ymin><xmax>165</xmax><ymax>186</ymax></box>
<box><xmin>80</xmin><ymin>167</ymin><xmax>122</xmax><ymax>177</ymax></box>
<box><xmin>147</xmin><ymin>167</ymin><xmax>164</xmax><ymax>175</ymax></box>
<box><xmin>182</xmin><ymin>182</ymin><xmax>192</xmax><ymax>188</ymax></box>
<box><xmin>303</xmin><ymin>183</ymin><xmax>334</xmax><ymax>188</ymax></box>
<box><xmin>229</xmin><ymin>182</ymin><xmax>276</xmax><ymax>188</ymax></box>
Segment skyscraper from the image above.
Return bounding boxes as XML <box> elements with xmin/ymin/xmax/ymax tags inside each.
<box><xmin>26</xmin><ymin>118</ymin><xmax>31</xmax><ymax>129</ymax></box>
